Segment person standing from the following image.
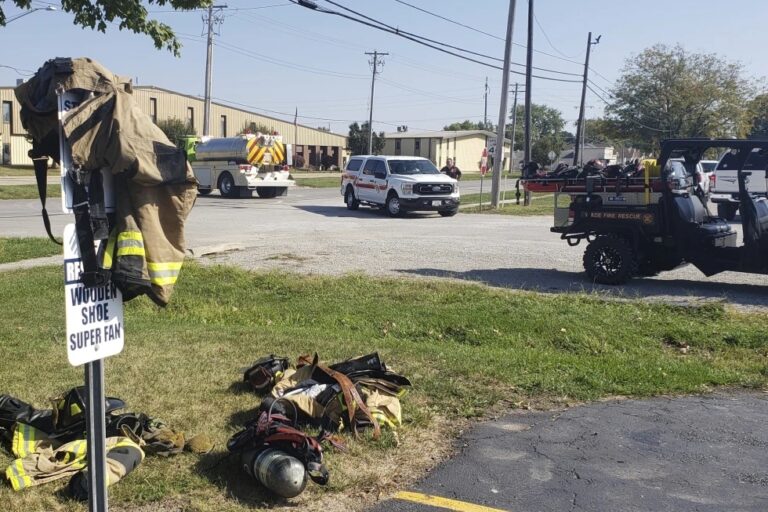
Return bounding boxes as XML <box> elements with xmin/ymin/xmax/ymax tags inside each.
<box><xmin>440</xmin><ymin>158</ymin><xmax>462</xmax><ymax>180</ymax></box>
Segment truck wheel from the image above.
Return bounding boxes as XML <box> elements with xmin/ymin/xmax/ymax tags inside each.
<box><xmin>256</xmin><ymin>187</ymin><xmax>278</xmax><ymax>198</ymax></box>
<box><xmin>438</xmin><ymin>209</ymin><xmax>458</xmax><ymax>217</ymax></box>
<box><xmin>345</xmin><ymin>187</ymin><xmax>360</xmax><ymax>210</ymax></box>
<box><xmin>197</xmin><ymin>187</ymin><xmax>212</xmax><ymax>196</ymax></box>
<box><xmin>386</xmin><ymin>193</ymin><xmax>402</xmax><ymax>217</ymax></box>
<box><xmin>717</xmin><ymin>203</ymin><xmax>738</xmax><ymax>221</ymax></box>
<box><xmin>218</xmin><ymin>173</ymin><xmax>239</xmax><ymax>198</ymax></box>
<box><xmin>583</xmin><ymin>235</ymin><xmax>636</xmax><ymax>285</ymax></box>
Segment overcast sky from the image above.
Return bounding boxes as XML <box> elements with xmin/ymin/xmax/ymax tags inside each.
<box><xmin>1</xmin><ymin>0</ymin><xmax>766</xmax><ymax>135</ymax></box>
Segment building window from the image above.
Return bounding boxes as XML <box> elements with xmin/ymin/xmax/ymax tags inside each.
<box><xmin>220</xmin><ymin>115</ymin><xmax>227</xmax><ymax>137</ymax></box>
<box><xmin>414</xmin><ymin>138</ymin><xmax>421</xmax><ymax>155</ymax></box>
<box><xmin>2</xmin><ymin>101</ymin><xmax>11</xmax><ymax>127</ymax></box>
<box><xmin>149</xmin><ymin>98</ymin><xmax>157</xmax><ymax>124</ymax></box>
<box><xmin>395</xmin><ymin>139</ymin><xmax>401</xmax><ymax>155</ymax></box>
<box><xmin>187</xmin><ymin>107</ymin><xmax>194</xmax><ymax>130</ymax></box>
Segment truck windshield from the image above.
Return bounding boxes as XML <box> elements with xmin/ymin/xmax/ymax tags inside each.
<box><xmin>387</xmin><ymin>160</ymin><xmax>440</xmax><ymax>175</ymax></box>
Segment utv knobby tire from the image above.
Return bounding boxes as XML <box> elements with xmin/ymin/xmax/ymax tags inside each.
<box><xmin>345</xmin><ymin>187</ymin><xmax>360</xmax><ymax>210</ymax></box>
<box><xmin>717</xmin><ymin>203</ymin><xmax>738</xmax><ymax>221</ymax></box>
<box><xmin>583</xmin><ymin>235</ymin><xmax>636</xmax><ymax>285</ymax></box>
<box><xmin>218</xmin><ymin>173</ymin><xmax>239</xmax><ymax>198</ymax></box>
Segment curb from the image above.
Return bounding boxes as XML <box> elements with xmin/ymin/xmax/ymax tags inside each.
<box><xmin>0</xmin><ymin>255</ymin><xmax>61</xmax><ymax>272</ymax></box>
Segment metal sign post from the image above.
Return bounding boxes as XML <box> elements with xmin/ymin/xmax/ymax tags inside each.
<box><xmin>59</xmin><ymin>89</ymin><xmax>123</xmax><ymax>512</ymax></box>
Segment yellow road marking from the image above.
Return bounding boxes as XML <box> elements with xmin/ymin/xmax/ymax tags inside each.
<box><xmin>394</xmin><ymin>491</ymin><xmax>509</xmax><ymax>512</ymax></box>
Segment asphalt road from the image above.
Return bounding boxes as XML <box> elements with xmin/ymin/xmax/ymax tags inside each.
<box><xmin>372</xmin><ymin>392</ymin><xmax>768</xmax><ymax>512</ymax></box>
<box><xmin>1</xmin><ymin>183</ymin><xmax>767</xmax><ymax>310</ymax></box>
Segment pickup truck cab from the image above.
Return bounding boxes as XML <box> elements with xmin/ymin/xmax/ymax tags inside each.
<box><xmin>340</xmin><ymin>155</ymin><xmax>460</xmax><ymax>217</ymax></box>
<box><xmin>710</xmin><ymin>149</ymin><xmax>768</xmax><ymax>220</ymax></box>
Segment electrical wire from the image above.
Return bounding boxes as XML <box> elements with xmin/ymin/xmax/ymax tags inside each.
<box><xmin>586</xmin><ymin>84</ymin><xmax>667</xmax><ymax>132</ymax></box>
<box><xmin>533</xmin><ymin>14</ymin><xmax>580</xmax><ymax>60</ymax></box>
<box><xmin>290</xmin><ymin>0</ymin><xmax>582</xmax><ymax>82</ymax></box>
<box><xmin>323</xmin><ymin>0</ymin><xmax>582</xmax><ymax>77</ymax></box>
<box><xmin>392</xmin><ymin>0</ymin><xmax>503</xmax><ymax>41</ymax></box>
<box><xmin>0</xmin><ymin>64</ymin><xmax>34</xmax><ymax>76</ymax></box>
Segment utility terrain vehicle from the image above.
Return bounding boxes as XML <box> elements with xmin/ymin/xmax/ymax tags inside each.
<box><xmin>524</xmin><ymin>139</ymin><xmax>768</xmax><ymax>284</ymax></box>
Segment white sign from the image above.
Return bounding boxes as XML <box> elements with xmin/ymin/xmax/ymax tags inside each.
<box><xmin>487</xmin><ymin>137</ymin><xmax>497</xmax><ymax>154</ymax></box>
<box><xmin>58</xmin><ymin>90</ymin><xmax>115</xmax><ymax>214</ymax></box>
<box><xmin>64</xmin><ymin>224</ymin><xmax>124</xmax><ymax>366</ymax></box>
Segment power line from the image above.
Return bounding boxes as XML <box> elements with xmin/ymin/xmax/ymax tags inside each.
<box><xmin>392</xmin><ymin>0</ymin><xmax>504</xmax><ymax>41</ymax></box>
<box><xmin>291</xmin><ymin>0</ymin><xmax>582</xmax><ymax>82</ymax></box>
<box><xmin>148</xmin><ymin>3</ymin><xmax>292</xmax><ymax>13</ymax></box>
<box><xmin>586</xmin><ymin>84</ymin><xmax>667</xmax><ymax>132</ymax></box>
<box><xmin>0</xmin><ymin>64</ymin><xmax>34</xmax><ymax>76</ymax></box>
<box><xmin>533</xmin><ymin>14</ymin><xmax>580</xmax><ymax>59</ymax></box>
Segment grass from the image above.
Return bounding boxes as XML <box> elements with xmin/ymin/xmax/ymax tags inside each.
<box><xmin>294</xmin><ymin>176</ymin><xmax>342</xmax><ymax>188</ymax></box>
<box><xmin>0</xmin><ymin>165</ymin><xmax>34</xmax><ymax>177</ymax></box>
<box><xmin>462</xmin><ymin>192</ymin><xmax>555</xmax><ymax>215</ymax></box>
<box><xmin>0</xmin><ymin>184</ymin><xmax>61</xmax><ymax>200</ymax></box>
<box><xmin>0</xmin><ymin>264</ymin><xmax>766</xmax><ymax>511</ymax></box>
<box><xmin>0</xmin><ymin>238</ymin><xmax>61</xmax><ymax>264</ymax></box>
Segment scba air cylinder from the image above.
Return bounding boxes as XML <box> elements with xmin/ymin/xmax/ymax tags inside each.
<box><xmin>242</xmin><ymin>448</ymin><xmax>308</xmax><ymax>498</ymax></box>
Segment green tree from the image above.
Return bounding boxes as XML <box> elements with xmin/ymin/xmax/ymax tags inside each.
<box><xmin>606</xmin><ymin>44</ymin><xmax>755</xmax><ymax>152</ymax></box>
<box><xmin>748</xmin><ymin>93</ymin><xmax>768</xmax><ymax>138</ymax></box>
<box><xmin>241</xmin><ymin>121</ymin><xmax>274</xmax><ymax>135</ymax></box>
<box><xmin>156</xmin><ymin>117</ymin><xmax>195</xmax><ymax>147</ymax></box>
<box><xmin>1</xmin><ymin>1</ymin><xmax>210</xmax><ymax>56</ymax></box>
<box><xmin>443</xmin><ymin>120</ymin><xmax>490</xmax><ymax>131</ymax></box>
<box><xmin>507</xmin><ymin>103</ymin><xmax>566</xmax><ymax>164</ymax></box>
<box><xmin>348</xmin><ymin>122</ymin><xmax>385</xmax><ymax>155</ymax></box>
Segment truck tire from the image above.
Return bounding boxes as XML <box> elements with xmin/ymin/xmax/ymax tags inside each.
<box><xmin>218</xmin><ymin>172</ymin><xmax>239</xmax><ymax>198</ymax></box>
<box><xmin>583</xmin><ymin>235</ymin><xmax>636</xmax><ymax>285</ymax></box>
<box><xmin>345</xmin><ymin>187</ymin><xmax>359</xmax><ymax>210</ymax></box>
<box><xmin>386</xmin><ymin>192</ymin><xmax>402</xmax><ymax>217</ymax></box>
<box><xmin>717</xmin><ymin>203</ymin><xmax>738</xmax><ymax>221</ymax></box>
<box><xmin>197</xmin><ymin>187</ymin><xmax>212</xmax><ymax>196</ymax></box>
<box><xmin>256</xmin><ymin>187</ymin><xmax>278</xmax><ymax>198</ymax></box>
<box><xmin>438</xmin><ymin>209</ymin><xmax>458</xmax><ymax>217</ymax></box>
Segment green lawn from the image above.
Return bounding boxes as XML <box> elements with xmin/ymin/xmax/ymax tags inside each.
<box><xmin>0</xmin><ymin>184</ymin><xmax>61</xmax><ymax>200</ymax></box>
<box><xmin>0</xmin><ymin>264</ymin><xmax>766</xmax><ymax>511</ymax></box>
<box><xmin>0</xmin><ymin>165</ymin><xmax>34</xmax><ymax>177</ymax></box>
<box><xmin>462</xmin><ymin>192</ymin><xmax>555</xmax><ymax>215</ymax></box>
<box><xmin>0</xmin><ymin>238</ymin><xmax>61</xmax><ymax>264</ymax></box>
<box><xmin>294</xmin><ymin>176</ymin><xmax>342</xmax><ymax>188</ymax></box>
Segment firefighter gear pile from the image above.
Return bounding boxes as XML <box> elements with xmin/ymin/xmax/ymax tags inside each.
<box><xmin>231</xmin><ymin>352</ymin><xmax>411</xmax><ymax>497</ymax></box>
<box><xmin>14</xmin><ymin>57</ymin><xmax>197</xmax><ymax>306</ymax></box>
<box><xmin>0</xmin><ymin>387</ymin><xmax>208</xmax><ymax>498</ymax></box>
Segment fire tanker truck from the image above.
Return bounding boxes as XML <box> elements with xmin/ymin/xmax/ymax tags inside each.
<box><xmin>182</xmin><ymin>133</ymin><xmax>296</xmax><ymax>198</ymax></box>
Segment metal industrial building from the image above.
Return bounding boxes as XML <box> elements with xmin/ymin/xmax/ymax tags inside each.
<box><xmin>383</xmin><ymin>130</ymin><xmax>512</xmax><ymax>170</ymax></box>
<box><xmin>1</xmin><ymin>84</ymin><xmax>348</xmax><ymax>168</ymax></box>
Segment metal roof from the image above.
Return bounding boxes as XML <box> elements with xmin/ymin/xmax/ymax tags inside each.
<box><xmin>383</xmin><ymin>129</ymin><xmax>511</xmax><ymax>142</ymax></box>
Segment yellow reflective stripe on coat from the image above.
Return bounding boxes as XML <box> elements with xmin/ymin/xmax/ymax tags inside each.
<box><xmin>6</xmin><ymin>458</ymin><xmax>32</xmax><ymax>490</ymax></box>
<box><xmin>147</xmin><ymin>261</ymin><xmax>183</xmax><ymax>286</ymax></box>
<box><xmin>117</xmin><ymin>231</ymin><xmax>145</xmax><ymax>257</ymax></box>
<box><xmin>13</xmin><ymin>424</ymin><xmax>45</xmax><ymax>458</ymax></box>
<box><xmin>102</xmin><ymin>229</ymin><xmax>117</xmax><ymax>269</ymax></box>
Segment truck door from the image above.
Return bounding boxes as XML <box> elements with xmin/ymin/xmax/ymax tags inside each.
<box><xmin>357</xmin><ymin>158</ymin><xmax>379</xmax><ymax>202</ymax></box>
<box><xmin>370</xmin><ymin>160</ymin><xmax>390</xmax><ymax>204</ymax></box>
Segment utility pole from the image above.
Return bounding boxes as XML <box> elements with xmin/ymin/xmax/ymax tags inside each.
<box><xmin>573</xmin><ymin>32</ymin><xmax>600</xmax><ymax>166</ymax></box>
<box><xmin>202</xmin><ymin>4</ymin><xmax>227</xmax><ymax>136</ymax></box>
<box><xmin>483</xmin><ymin>76</ymin><xmax>489</xmax><ymax>129</ymax></box>
<box><xmin>365</xmin><ymin>50</ymin><xmax>388</xmax><ymax>154</ymax></box>
<box><xmin>490</xmin><ymin>0</ymin><xmax>517</xmax><ymax>208</ymax></box>
<box><xmin>523</xmin><ymin>0</ymin><xmax>534</xmax><ymax>206</ymax></box>
<box><xmin>508</xmin><ymin>83</ymin><xmax>519</xmax><ymax>174</ymax></box>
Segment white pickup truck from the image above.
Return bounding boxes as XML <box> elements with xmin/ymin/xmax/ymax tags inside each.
<box><xmin>710</xmin><ymin>149</ymin><xmax>768</xmax><ymax>220</ymax></box>
<box><xmin>340</xmin><ymin>155</ymin><xmax>460</xmax><ymax>217</ymax></box>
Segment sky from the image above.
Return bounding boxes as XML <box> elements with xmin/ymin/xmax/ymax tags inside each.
<box><xmin>1</xmin><ymin>0</ymin><xmax>766</xmax><ymax>136</ymax></box>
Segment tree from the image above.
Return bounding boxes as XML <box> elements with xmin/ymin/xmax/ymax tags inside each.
<box><xmin>156</xmin><ymin>117</ymin><xmax>195</xmax><ymax>147</ymax></box>
<box><xmin>606</xmin><ymin>44</ymin><xmax>755</xmax><ymax>152</ymax></box>
<box><xmin>241</xmin><ymin>121</ymin><xmax>274</xmax><ymax>135</ymax></box>
<box><xmin>507</xmin><ymin>103</ymin><xmax>566</xmax><ymax>164</ymax></box>
<box><xmin>443</xmin><ymin>120</ymin><xmax>489</xmax><ymax>131</ymax></box>
<box><xmin>748</xmin><ymin>93</ymin><xmax>768</xmax><ymax>139</ymax></box>
<box><xmin>348</xmin><ymin>122</ymin><xmax>384</xmax><ymax>155</ymax></box>
<box><xmin>1</xmin><ymin>1</ymin><xmax>210</xmax><ymax>56</ymax></box>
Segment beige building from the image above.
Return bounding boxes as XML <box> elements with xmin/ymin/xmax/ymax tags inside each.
<box><xmin>1</xmin><ymin>84</ymin><xmax>348</xmax><ymax>168</ymax></box>
<box><xmin>383</xmin><ymin>130</ymin><xmax>512</xmax><ymax>172</ymax></box>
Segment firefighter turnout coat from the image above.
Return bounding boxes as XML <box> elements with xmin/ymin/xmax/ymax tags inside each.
<box><xmin>15</xmin><ymin>57</ymin><xmax>197</xmax><ymax>305</ymax></box>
